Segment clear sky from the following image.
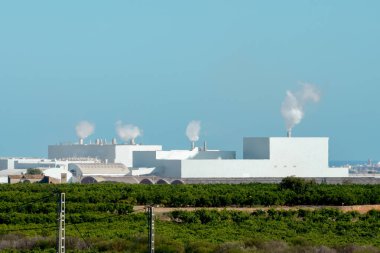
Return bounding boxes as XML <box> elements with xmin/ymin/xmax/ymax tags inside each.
<box><xmin>0</xmin><ymin>1</ymin><xmax>379</xmax><ymax>160</ymax></box>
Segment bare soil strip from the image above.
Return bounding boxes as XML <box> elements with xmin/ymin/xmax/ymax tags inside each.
<box><xmin>134</xmin><ymin>205</ymin><xmax>380</xmax><ymax>215</ymax></box>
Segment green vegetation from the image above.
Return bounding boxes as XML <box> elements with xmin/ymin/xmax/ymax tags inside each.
<box><xmin>0</xmin><ymin>178</ymin><xmax>379</xmax><ymax>208</ymax></box>
<box><xmin>26</xmin><ymin>168</ymin><xmax>43</xmax><ymax>175</ymax></box>
<box><xmin>0</xmin><ymin>179</ymin><xmax>379</xmax><ymax>252</ymax></box>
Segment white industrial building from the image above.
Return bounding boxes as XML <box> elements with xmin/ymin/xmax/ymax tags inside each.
<box><xmin>43</xmin><ymin>136</ymin><xmax>349</xmax><ymax>181</ymax></box>
<box><xmin>0</xmin><ymin>157</ymin><xmax>100</xmax><ymax>171</ymax></box>
<box><xmin>68</xmin><ymin>163</ymin><xmax>130</xmax><ymax>183</ymax></box>
<box><xmin>0</xmin><ymin>157</ymin><xmax>99</xmax><ymax>183</ymax></box>
<box><xmin>133</xmin><ymin>148</ymin><xmax>236</xmax><ymax>177</ymax></box>
<box><xmin>132</xmin><ymin>137</ymin><xmax>348</xmax><ymax>178</ymax></box>
<box><xmin>0</xmin><ymin>134</ymin><xmax>351</xmax><ymax>184</ymax></box>
<box><xmin>48</xmin><ymin>143</ymin><xmax>162</xmax><ymax>167</ymax></box>
<box><xmin>43</xmin><ymin>167</ymin><xmax>73</xmax><ymax>183</ymax></box>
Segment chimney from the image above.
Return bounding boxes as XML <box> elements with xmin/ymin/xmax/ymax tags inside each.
<box><xmin>190</xmin><ymin>141</ymin><xmax>195</xmax><ymax>150</ymax></box>
<box><xmin>203</xmin><ymin>141</ymin><xmax>207</xmax><ymax>151</ymax></box>
<box><xmin>96</xmin><ymin>139</ymin><xmax>100</xmax><ymax>145</ymax></box>
<box><xmin>130</xmin><ymin>139</ymin><xmax>136</xmax><ymax>145</ymax></box>
<box><xmin>287</xmin><ymin>129</ymin><xmax>292</xmax><ymax>138</ymax></box>
<box><xmin>112</xmin><ymin>138</ymin><xmax>117</xmax><ymax>145</ymax></box>
<box><xmin>79</xmin><ymin>138</ymin><xmax>84</xmax><ymax>145</ymax></box>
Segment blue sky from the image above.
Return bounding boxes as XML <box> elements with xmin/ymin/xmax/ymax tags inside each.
<box><xmin>0</xmin><ymin>1</ymin><xmax>379</xmax><ymax>160</ymax></box>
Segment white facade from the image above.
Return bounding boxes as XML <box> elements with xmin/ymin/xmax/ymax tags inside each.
<box><xmin>244</xmin><ymin>137</ymin><xmax>329</xmax><ymax>171</ymax></box>
<box><xmin>133</xmin><ymin>149</ymin><xmax>236</xmax><ymax>168</ymax></box>
<box><xmin>178</xmin><ymin>159</ymin><xmax>347</xmax><ymax>178</ymax></box>
<box><xmin>0</xmin><ymin>157</ymin><xmax>83</xmax><ymax>171</ymax></box>
<box><xmin>134</xmin><ymin>149</ymin><xmax>235</xmax><ymax>166</ymax></box>
<box><xmin>132</xmin><ymin>137</ymin><xmax>348</xmax><ymax>178</ymax></box>
<box><xmin>43</xmin><ymin>167</ymin><xmax>73</xmax><ymax>183</ymax></box>
<box><xmin>68</xmin><ymin>163</ymin><xmax>131</xmax><ymax>183</ymax></box>
<box><xmin>131</xmin><ymin>167</ymin><xmax>156</xmax><ymax>176</ymax></box>
<box><xmin>0</xmin><ymin>157</ymin><xmax>100</xmax><ymax>183</ymax></box>
<box><xmin>48</xmin><ymin>144</ymin><xmax>162</xmax><ymax>167</ymax></box>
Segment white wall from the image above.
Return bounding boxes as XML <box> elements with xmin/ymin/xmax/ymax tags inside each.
<box><xmin>180</xmin><ymin>160</ymin><xmax>348</xmax><ymax>178</ymax></box>
<box><xmin>131</xmin><ymin>167</ymin><xmax>156</xmax><ymax>176</ymax></box>
<box><xmin>181</xmin><ymin>160</ymin><xmax>269</xmax><ymax>178</ymax></box>
<box><xmin>269</xmin><ymin>138</ymin><xmax>329</xmax><ymax>169</ymax></box>
<box><xmin>115</xmin><ymin>145</ymin><xmax>162</xmax><ymax>167</ymax></box>
<box><xmin>133</xmin><ymin>149</ymin><xmax>236</xmax><ymax>168</ymax></box>
<box><xmin>43</xmin><ymin>168</ymin><xmax>73</xmax><ymax>183</ymax></box>
<box><xmin>0</xmin><ymin>158</ymin><xmax>71</xmax><ymax>171</ymax></box>
<box><xmin>155</xmin><ymin>150</ymin><xmax>236</xmax><ymax>160</ymax></box>
<box><xmin>0</xmin><ymin>177</ymin><xmax>8</xmax><ymax>184</ymax></box>
<box><xmin>191</xmin><ymin>150</ymin><xmax>236</xmax><ymax>160</ymax></box>
<box><xmin>243</xmin><ymin>137</ymin><xmax>329</xmax><ymax>169</ymax></box>
<box><xmin>132</xmin><ymin>149</ymin><xmax>236</xmax><ymax>178</ymax></box>
<box><xmin>138</xmin><ymin>137</ymin><xmax>347</xmax><ymax>178</ymax></box>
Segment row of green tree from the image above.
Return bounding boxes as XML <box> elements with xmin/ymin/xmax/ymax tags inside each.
<box><xmin>0</xmin><ymin>178</ymin><xmax>379</xmax><ymax>252</ymax></box>
<box><xmin>170</xmin><ymin>208</ymin><xmax>380</xmax><ymax>225</ymax></box>
<box><xmin>0</xmin><ymin>178</ymin><xmax>379</xmax><ymax>209</ymax></box>
<box><xmin>1</xmin><ymin>209</ymin><xmax>379</xmax><ymax>252</ymax></box>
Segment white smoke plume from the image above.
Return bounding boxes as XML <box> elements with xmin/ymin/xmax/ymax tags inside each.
<box><xmin>116</xmin><ymin>121</ymin><xmax>142</xmax><ymax>144</ymax></box>
<box><xmin>75</xmin><ymin>121</ymin><xmax>95</xmax><ymax>139</ymax></box>
<box><xmin>281</xmin><ymin>83</ymin><xmax>320</xmax><ymax>132</ymax></box>
<box><xmin>186</xmin><ymin>120</ymin><xmax>201</xmax><ymax>142</ymax></box>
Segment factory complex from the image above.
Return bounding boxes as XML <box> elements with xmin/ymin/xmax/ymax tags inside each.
<box><xmin>2</xmin><ymin>86</ymin><xmax>379</xmax><ymax>184</ymax></box>
<box><xmin>0</xmin><ymin>133</ymin><xmax>356</xmax><ymax>184</ymax></box>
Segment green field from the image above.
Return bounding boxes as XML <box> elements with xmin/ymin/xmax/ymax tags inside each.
<box><xmin>0</xmin><ymin>179</ymin><xmax>379</xmax><ymax>252</ymax></box>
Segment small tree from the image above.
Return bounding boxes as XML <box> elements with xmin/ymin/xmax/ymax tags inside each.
<box><xmin>26</xmin><ymin>168</ymin><xmax>43</xmax><ymax>175</ymax></box>
<box><xmin>279</xmin><ymin>177</ymin><xmax>315</xmax><ymax>194</ymax></box>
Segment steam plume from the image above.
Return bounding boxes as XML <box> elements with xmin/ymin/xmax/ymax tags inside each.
<box><xmin>186</xmin><ymin>120</ymin><xmax>201</xmax><ymax>142</ymax></box>
<box><xmin>281</xmin><ymin>83</ymin><xmax>320</xmax><ymax>132</ymax></box>
<box><xmin>116</xmin><ymin>121</ymin><xmax>142</xmax><ymax>144</ymax></box>
<box><xmin>75</xmin><ymin>121</ymin><xmax>95</xmax><ymax>139</ymax></box>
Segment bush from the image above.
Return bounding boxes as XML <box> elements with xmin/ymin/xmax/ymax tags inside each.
<box><xmin>279</xmin><ymin>177</ymin><xmax>315</xmax><ymax>194</ymax></box>
<box><xmin>26</xmin><ymin>168</ymin><xmax>43</xmax><ymax>175</ymax></box>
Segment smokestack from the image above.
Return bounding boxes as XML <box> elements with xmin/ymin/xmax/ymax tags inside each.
<box><xmin>116</xmin><ymin>122</ymin><xmax>142</xmax><ymax>145</ymax></box>
<box><xmin>203</xmin><ymin>141</ymin><xmax>207</xmax><ymax>151</ymax></box>
<box><xmin>96</xmin><ymin>139</ymin><xmax>100</xmax><ymax>145</ymax></box>
<box><xmin>76</xmin><ymin>121</ymin><xmax>95</xmax><ymax>142</ymax></box>
<box><xmin>287</xmin><ymin>129</ymin><xmax>292</xmax><ymax>138</ymax></box>
<box><xmin>191</xmin><ymin>141</ymin><xmax>195</xmax><ymax>150</ymax></box>
<box><xmin>186</xmin><ymin>120</ymin><xmax>201</xmax><ymax>151</ymax></box>
<box><xmin>112</xmin><ymin>138</ymin><xmax>117</xmax><ymax>145</ymax></box>
<box><xmin>281</xmin><ymin>84</ymin><xmax>320</xmax><ymax>134</ymax></box>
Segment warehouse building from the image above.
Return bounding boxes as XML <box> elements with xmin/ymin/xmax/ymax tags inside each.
<box><xmin>68</xmin><ymin>163</ymin><xmax>131</xmax><ymax>183</ymax></box>
<box><xmin>48</xmin><ymin>143</ymin><xmax>162</xmax><ymax>167</ymax></box>
<box><xmin>132</xmin><ymin>137</ymin><xmax>348</xmax><ymax>178</ymax></box>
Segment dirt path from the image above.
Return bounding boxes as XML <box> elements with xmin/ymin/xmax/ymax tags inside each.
<box><xmin>134</xmin><ymin>205</ymin><xmax>380</xmax><ymax>214</ymax></box>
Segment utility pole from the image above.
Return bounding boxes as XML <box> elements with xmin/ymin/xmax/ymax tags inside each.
<box><xmin>57</xmin><ymin>193</ymin><xmax>65</xmax><ymax>253</ymax></box>
<box><xmin>147</xmin><ymin>206</ymin><xmax>155</xmax><ymax>253</ymax></box>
